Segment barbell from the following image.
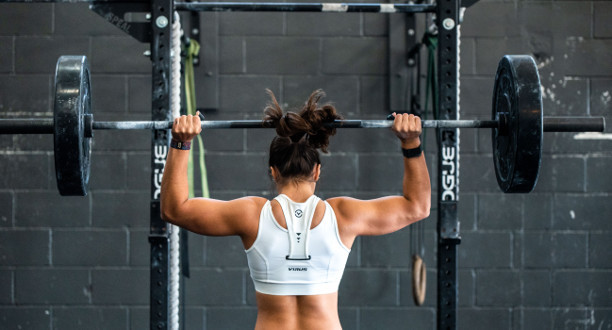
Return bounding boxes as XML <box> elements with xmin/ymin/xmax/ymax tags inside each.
<box><xmin>0</xmin><ymin>55</ymin><xmax>605</xmax><ymax>196</ymax></box>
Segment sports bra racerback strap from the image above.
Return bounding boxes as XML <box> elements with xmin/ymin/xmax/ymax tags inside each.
<box><xmin>274</xmin><ymin>194</ymin><xmax>320</xmax><ymax>261</ymax></box>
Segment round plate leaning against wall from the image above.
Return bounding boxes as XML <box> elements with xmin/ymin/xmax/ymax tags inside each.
<box><xmin>53</xmin><ymin>55</ymin><xmax>92</xmax><ymax>196</ymax></box>
<box><xmin>492</xmin><ymin>55</ymin><xmax>543</xmax><ymax>193</ymax></box>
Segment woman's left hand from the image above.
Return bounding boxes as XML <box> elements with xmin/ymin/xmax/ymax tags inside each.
<box><xmin>172</xmin><ymin>112</ymin><xmax>202</xmax><ymax>142</ymax></box>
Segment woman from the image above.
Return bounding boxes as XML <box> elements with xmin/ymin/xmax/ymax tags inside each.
<box><xmin>161</xmin><ymin>90</ymin><xmax>430</xmax><ymax>330</ymax></box>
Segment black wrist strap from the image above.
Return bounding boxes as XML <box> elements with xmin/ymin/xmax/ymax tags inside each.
<box><xmin>402</xmin><ymin>145</ymin><xmax>422</xmax><ymax>158</ymax></box>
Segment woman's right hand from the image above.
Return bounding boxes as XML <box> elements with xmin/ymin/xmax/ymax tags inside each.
<box><xmin>172</xmin><ymin>112</ymin><xmax>202</xmax><ymax>143</ymax></box>
<box><xmin>391</xmin><ymin>112</ymin><xmax>422</xmax><ymax>149</ymax></box>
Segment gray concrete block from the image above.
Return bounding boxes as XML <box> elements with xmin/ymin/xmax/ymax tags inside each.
<box><xmin>0</xmin><ymin>37</ymin><xmax>12</xmax><ymax>73</ymax></box>
<box><xmin>539</xmin><ymin>76</ymin><xmax>588</xmax><ymax>117</ymax></box>
<box><xmin>91</xmin><ymin>37</ymin><xmax>150</xmax><ymax>74</ymax></box>
<box><xmin>0</xmin><ymin>74</ymin><xmax>51</xmax><ymax>113</ymax></box>
<box><xmin>220</xmin><ymin>37</ymin><xmax>245</xmax><ymax>74</ymax></box>
<box><xmin>0</xmin><ymin>192</ymin><xmax>12</xmax><ymax>227</ymax></box>
<box><xmin>523</xmin><ymin>270</ymin><xmax>551</xmax><ymax>307</ymax></box>
<box><xmin>0</xmin><ymin>307</ymin><xmax>50</xmax><ymax>329</ymax></box>
<box><xmin>315</xmin><ymin>154</ymin><xmax>358</xmax><ymax>192</ymax></box>
<box><xmin>184</xmin><ymin>269</ymin><xmax>244</xmax><ymax>306</ymax></box>
<box><xmin>128</xmin><ymin>307</ymin><xmax>148</xmax><ymax>329</ymax></box>
<box><xmin>53</xmin><ymin>229</ymin><xmax>128</xmax><ymax>266</ymax></box>
<box><xmin>0</xmin><ymin>230</ymin><xmax>50</xmax><ymax>266</ymax></box>
<box><xmin>92</xmin><ymin>269</ymin><xmax>148</xmax><ymax>305</ymax></box>
<box><xmin>339</xmin><ymin>269</ymin><xmax>397</xmax><ymax>306</ymax></box>
<box><xmin>91</xmin><ymin>75</ymin><xmax>127</xmax><ymax>114</ymax></box>
<box><xmin>15</xmin><ymin>191</ymin><xmax>89</xmax><ymax>227</ymax></box>
<box><xmin>364</xmin><ymin>13</ymin><xmax>387</xmax><ymax>36</ymax></box>
<box><xmin>458</xmin><ymin>154</ymin><xmax>499</xmax><ymax>193</ymax></box>
<box><xmin>518</xmin><ymin>2</ymin><xmax>590</xmax><ymax>37</ymax></box>
<box><xmin>460</xmin><ymin>38</ymin><xmax>476</xmax><ymax>76</ymax></box>
<box><xmin>476</xmin><ymin>270</ymin><xmax>520</xmax><ymax>307</ymax></box>
<box><xmin>458</xmin><ymin>308</ymin><xmax>511</xmax><ymax>330</ymax></box>
<box><xmin>127</xmin><ymin>76</ymin><xmax>152</xmax><ymax>114</ymax></box>
<box><xmin>0</xmin><ymin>154</ymin><xmax>51</xmax><ymax>190</ymax></box>
<box><xmin>200</xmin><ymin>128</ymin><xmax>244</xmax><ymax>152</ymax></box>
<box><xmin>523</xmin><ymin>194</ymin><xmax>552</xmax><ymax>230</ymax></box>
<box><xmin>360</xmin><ymin>308</ymin><xmax>435</xmax><ymax>329</ymax></box>
<box><xmin>126</xmin><ymin>152</ymin><xmax>151</xmax><ymax>190</ymax></box>
<box><xmin>535</xmin><ymin>155</ymin><xmax>585</xmax><ymax>193</ymax></box>
<box><xmin>206</xmin><ymin>236</ymin><xmax>248</xmax><ymax>267</ymax></box>
<box><xmin>590</xmin><ymin>233</ymin><xmax>612</xmax><ymax>269</ymax></box>
<box><xmin>206</xmin><ymin>307</ymin><xmax>257</xmax><ymax>329</ymax></box>
<box><xmin>0</xmin><ymin>4</ymin><xmax>53</xmax><ymax>35</ymax></box>
<box><xmin>15</xmin><ymin>36</ymin><xmax>90</xmax><ymax>74</ymax></box>
<box><xmin>564</xmin><ymin>39</ymin><xmax>612</xmax><ymax>77</ymax></box>
<box><xmin>90</xmin><ymin>152</ymin><xmax>127</xmax><ymax>190</ymax></box>
<box><xmin>246</xmin><ymin>37</ymin><xmax>319</xmax><ymax>74</ymax></box>
<box><xmin>219</xmin><ymin>76</ymin><xmax>281</xmax><ymax>112</ymax></box>
<box><xmin>458</xmin><ymin>232</ymin><xmax>511</xmax><ymax>268</ymax></box>
<box><xmin>587</xmin><ymin>156</ymin><xmax>612</xmax><ymax>193</ymax></box>
<box><xmin>54</xmin><ymin>3</ymin><xmax>125</xmax><ymax>37</ymax></box>
<box><xmin>553</xmin><ymin>195</ymin><xmax>612</xmax><ymax>230</ymax></box>
<box><xmin>357</xmin><ymin>154</ymin><xmax>403</xmax><ymax>192</ymax></box>
<box><xmin>15</xmin><ymin>269</ymin><xmax>90</xmax><ymax>304</ymax></box>
<box><xmin>590</xmin><ymin>79</ymin><xmax>612</xmax><ymax>123</ymax></box>
<box><xmin>287</xmin><ymin>13</ymin><xmax>360</xmax><ymax>36</ymax></box>
<box><xmin>543</xmin><ymin>132</ymin><xmax>612</xmax><ymax>155</ymax></box>
<box><xmin>129</xmin><ymin>228</ymin><xmax>150</xmax><ymax>266</ymax></box>
<box><xmin>283</xmin><ymin>76</ymin><xmax>360</xmax><ymax>116</ymax></box>
<box><xmin>458</xmin><ymin>270</ymin><xmax>474</xmax><ymax>307</ymax></box>
<box><xmin>474</xmin><ymin>38</ymin><xmax>526</xmax><ymax>76</ymax></box>
<box><xmin>205</xmin><ymin>154</ymin><xmax>269</xmax><ymax>191</ymax></box>
<box><xmin>184</xmin><ymin>307</ymin><xmax>205</xmax><ymax>330</ymax></box>
<box><xmin>92</xmin><ymin>191</ymin><xmax>149</xmax><ymax>227</ymax></box>
<box><xmin>52</xmin><ymin>307</ymin><xmax>128</xmax><ymax>329</ymax></box>
<box><xmin>523</xmin><ymin>309</ymin><xmax>552</xmax><ymax>330</ymax></box>
<box><xmin>322</xmin><ymin>37</ymin><xmax>387</xmax><ymax>74</ymax></box>
<box><xmin>339</xmin><ymin>308</ymin><xmax>358</xmax><ymax>330</ymax></box>
<box><xmin>458</xmin><ymin>193</ymin><xmax>476</xmax><ymax>231</ymax></box>
<box><xmin>477</xmin><ymin>193</ymin><xmax>523</xmax><ymax>230</ymax></box>
<box><xmin>594</xmin><ymin>2</ymin><xmax>612</xmax><ymax>38</ymax></box>
<box><xmin>524</xmin><ymin>232</ymin><xmax>587</xmax><ymax>269</ymax></box>
<box><xmin>0</xmin><ymin>270</ymin><xmax>11</xmax><ymax>304</ymax></box>
<box><xmin>553</xmin><ymin>271</ymin><xmax>612</xmax><ymax>306</ymax></box>
<box><xmin>219</xmin><ymin>13</ymin><xmax>283</xmax><ymax>36</ymax></box>
<box><xmin>459</xmin><ymin>76</ymin><xmax>494</xmax><ymax>118</ymax></box>
<box><xmin>330</xmin><ymin>126</ymin><xmax>398</xmax><ymax>154</ymax></box>
<box><xmin>461</xmin><ymin>2</ymin><xmax>520</xmax><ymax>38</ymax></box>
<box><xmin>552</xmin><ymin>308</ymin><xmax>589</xmax><ymax>329</ymax></box>
<box><xmin>360</xmin><ymin>76</ymin><xmax>388</xmax><ymax>116</ymax></box>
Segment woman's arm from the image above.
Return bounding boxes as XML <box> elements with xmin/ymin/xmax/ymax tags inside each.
<box><xmin>329</xmin><ymin>113</ymin><xmax>431</xmax><ymax>237</ymax></box>
<box><xmin>160</xmin><ymin>113</ymin><xmax>263</xmax><ymax>237</ymax></box>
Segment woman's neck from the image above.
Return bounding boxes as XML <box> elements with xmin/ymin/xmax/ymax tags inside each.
<box><xmin>276</xmin><ymin>181</ymin><xmax>316</xmax><ymax>203</ymax></box>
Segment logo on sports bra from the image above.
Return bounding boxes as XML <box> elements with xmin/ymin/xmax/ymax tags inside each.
<box><xmin>294</xmin><ymin>209</ymin><xmax>303</xmax><ymax>218</ymax></box>
<box><xmin>288</xmin><ymin>267</ymin><xmax>308</xmax><ymax>272</ymax></box>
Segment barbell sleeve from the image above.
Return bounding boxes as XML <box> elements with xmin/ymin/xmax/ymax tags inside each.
<box><xmin>0</xmin><ymin>119</ymin><xmax>54</xmax><ymax>134</ymax></box>
<box><xmin>543</xmin><ymin>116</ymin><xmax>606</xmax><ymax>132</ymax></box>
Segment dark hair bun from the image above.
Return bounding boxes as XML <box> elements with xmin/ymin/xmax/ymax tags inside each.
<box><xmin>262</xmin><ymin>89</ymin><xmax>342</xmax><ymax>153</ymax></box>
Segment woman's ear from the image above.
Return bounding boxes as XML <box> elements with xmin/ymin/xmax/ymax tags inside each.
<box><xmin>270</xmin><ymin>166</ymin><xmax>278</xmax><ymax>182</ymax></box>
<box><xmin>313</xmin><ymin>164</ymin><xmax>321</xmax><ymax>182</ymax></box>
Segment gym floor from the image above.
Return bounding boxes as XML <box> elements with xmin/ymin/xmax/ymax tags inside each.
<box><xmin>0</xmin><ymin>1</ymin><xmax>610</xmax><ymax>329</ymax></box>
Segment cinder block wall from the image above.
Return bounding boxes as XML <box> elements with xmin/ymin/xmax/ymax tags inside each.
<box><xmin>0</xmin><ymin>1</ymin><xmax>610</xmax><ymax>329</ymax></box>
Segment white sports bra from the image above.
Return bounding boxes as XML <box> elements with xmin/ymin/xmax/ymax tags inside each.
<box><xmin>245</xmin><ymin>194</ymin><xmax>351</xmax><ymax>295</ymax></box>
